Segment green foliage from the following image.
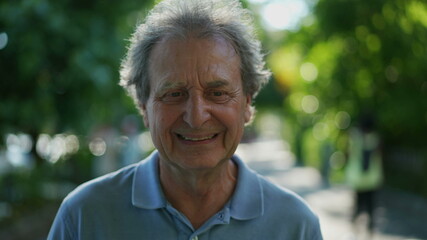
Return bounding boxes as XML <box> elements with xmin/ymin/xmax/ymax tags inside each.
<box><xmin>265</xmin><ymin>0</ymin><xmax>427</xmax><ymax>193</ymax></box>
<box><xmin>268</xmin><ymin>0</ymin><xmax>427</xmax><ymax>145</ymax></box>
<box><xmin>0</xmin><ymin>0</ymin><xmax>156</xmax><ymax>229</ymax></box>
<box><xmin>319</xmin><ymin>0</ymin><xmax>426</xmax><ymax>146</ymax></box>
<box><xmin>0</xmin><ymin>0</ymin><xmax>154</xmax><ymax>140</ymax></box>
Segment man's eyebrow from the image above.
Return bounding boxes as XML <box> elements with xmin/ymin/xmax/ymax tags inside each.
<box><xmin>158</xmin><ymin>81</ymin><xmax>186</xmax><ymax>92</ymax></box>
<box><xmin>206</xmin><ymin>80</ymin><xmax>229</xmax><ymax>88</ymax></box>
<box><xmin>155</xmin><ymin>80</ymin><xmax>229</xmax><ymax>94</ymax></box>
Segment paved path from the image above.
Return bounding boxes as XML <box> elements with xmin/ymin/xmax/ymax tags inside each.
<box><xmin>237</xmin><ymin>139</ymin><xmax>427</xmax><ymax>240</ymax></box>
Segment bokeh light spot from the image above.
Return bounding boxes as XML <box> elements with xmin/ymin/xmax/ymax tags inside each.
<box><xmin>49</xmin><ymin>135</ymin><xmax>67</xmax><ymax>163</ymax></box>
<box><xmin>0</xmin><ymin>32</ymin><xmax>8</xmax><ymax>50</ymax></box>
<box><xmin>89</xmin><ymin>138</ymin><xmax>107</xmax><ymax>156</ymax></box>
<box><xmin>335</xmin><ymin>111</ymin><xmax>351</xmax><ymax>129</ymax></box>
<box><xmin>65</xmin><ymin>135</ymin><xmax>80</xmax><ymax>154</ymax></box>
<box><xmin>301</xmin><ymin>95</ymin><xmax>319</xmax><ymax>114</ymax></box>
<box><xmin>300</xmin><ymin>62</ymin><xmax>318</xmax><ymax>82</ymax></box>
<box><xmin>312</xmin><ymin>122</ymin><xmax>329</xmax><ymax>141</ymax></box>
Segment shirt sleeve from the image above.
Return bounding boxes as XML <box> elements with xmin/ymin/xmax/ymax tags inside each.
<box><xmin>310</xmin><ymin>216</ymin><xmax>323</xmax><ymax>240</ymax></box>
<box><xmin>47</xmin><ymin>201</ymin><xmax>75</xmax><ymax>240</ymax></box>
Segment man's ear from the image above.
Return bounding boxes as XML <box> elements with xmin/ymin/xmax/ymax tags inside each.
<box><xmin>244</xmin><ymin>95</ymin><xmax>253</xmax><ymax>124</ymax></box>
<box><xmin>140</xmin><ymin>103</ymin><xmax>149</xmax><ymax>128</ymax></box>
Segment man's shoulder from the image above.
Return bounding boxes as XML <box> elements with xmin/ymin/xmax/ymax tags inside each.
<box><xmin>257</xmin><ymin>174</ymin><xmax>318</xmax><ymax>220</ymax></box>
<box><xmin>234</xmin><ymin>171</ymin><xmax>322</xmax><ymax>239</ymax></box>
<box><xmin>232</xmin><ymin>154</ymin><xmax>318</xmax><ymax>221</ymax></box>
<box><xmin>63</xmin><ymin>163</ymin><xmax>138</xmax><ymax>208</ymax></box>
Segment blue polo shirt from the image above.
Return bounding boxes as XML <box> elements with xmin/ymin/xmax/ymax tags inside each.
<box><xmin>48</xmin><ymin>151</ymin><xmax>322</xmax><ymax>239</ymax></box>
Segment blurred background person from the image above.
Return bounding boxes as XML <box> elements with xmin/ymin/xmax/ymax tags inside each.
<box><xmin>346</xmin><ymin>114</ymin><xmax>384</xmax><ymax>235</ymax></box>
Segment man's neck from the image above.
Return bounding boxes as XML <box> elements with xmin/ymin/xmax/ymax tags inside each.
<box><xmin>159</xmin><ymin>159</ymin><xmax>238</xmax><ymax>229</ymax></box>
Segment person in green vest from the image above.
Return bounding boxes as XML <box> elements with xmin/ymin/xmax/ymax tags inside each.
<box><xmin>346</xmin><ymin>115</ymin><xmax>384</xmax><ymax>233</ymax></box>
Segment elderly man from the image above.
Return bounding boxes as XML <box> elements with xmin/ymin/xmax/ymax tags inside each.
<box><xmin>48</xmin><ymin>0</ymin><xmax>322</xmax><ymax>239</ymax></box>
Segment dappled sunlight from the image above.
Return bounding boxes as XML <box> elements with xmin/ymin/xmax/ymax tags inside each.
<box><xmin>248</xmin><ymin>0</ymin><xmax>311</xmax><ymax>31</ymax></box>
<box><xmin>260</xmin><ymin>0</ymin><xmax>309</xmax><ymax>31</ymax></box>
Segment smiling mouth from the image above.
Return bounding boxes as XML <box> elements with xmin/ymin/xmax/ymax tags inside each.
<box><xmin>177</xmin><ymin>134</ymin><xmax>218</xmax><ymax>142</ymax></box>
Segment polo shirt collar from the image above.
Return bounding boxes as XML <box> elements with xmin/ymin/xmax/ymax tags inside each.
<box><xmin>132</xmin><ymin>151</ymin><xmax>166</xmax><ymax>209</ymax></box>
<box><xmin>131</xmin><ymin>151</ymin><xmax>264</xmax><ymax>220</ymax></box>
<box><xmin>229</xmin><ymin>155</ymin><xmax>264</xmax><ymax>220</ymax></box>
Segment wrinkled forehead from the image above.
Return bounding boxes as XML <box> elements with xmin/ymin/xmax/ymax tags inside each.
<box><xmin>149</xmin><ymin>34</ymin><xmax>239</xmax><ymax>65</ymax></box>
<box><xmin>148</xmin><ymin>35</ymin><xmax>241</xmax><ymax>82</ymax></box>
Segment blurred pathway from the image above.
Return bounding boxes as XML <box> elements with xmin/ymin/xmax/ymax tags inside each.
<box><xmin>237</xmin><ymin>138</ymin><xmax>427</xmax><ymax>240</ymax></box>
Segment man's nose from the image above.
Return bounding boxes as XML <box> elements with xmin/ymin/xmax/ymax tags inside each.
<box><xmin>183</xmin><ymin>94</ymin><xmax>211</xmax><ymax>128</ymax></box>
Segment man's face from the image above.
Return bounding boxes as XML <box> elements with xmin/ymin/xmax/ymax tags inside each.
<box><xmin>142</xmin><ymin>36</ymin><xmax>251</xmax><ymax>171</ymax></box>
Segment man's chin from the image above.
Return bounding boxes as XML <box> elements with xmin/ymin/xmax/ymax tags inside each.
<box><xmin>171</xmin><ymin>153</ymin><xmax>231</xmax><ymax>171</ymax></box>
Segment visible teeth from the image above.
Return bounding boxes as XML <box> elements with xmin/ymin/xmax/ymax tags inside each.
<box><xmin>179</xmin><ymin>134</ymin><xmax>216</xmax><ymax>141</ymax></box>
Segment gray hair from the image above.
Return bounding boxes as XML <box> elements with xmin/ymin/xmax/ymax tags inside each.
<box><xmin>119</xmin><ymin>0</ymin><xmax>270</xmax><ymax>108</ymax></box>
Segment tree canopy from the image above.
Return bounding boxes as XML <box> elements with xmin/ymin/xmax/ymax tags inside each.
<box><xmin>265</xmin><ymin>0</ymin><xmax>427</xmax><ymax>194</ymax></box>
<box><xmin>0</xmin><ymin>0</ymin><xmax>154</xmax><ymax>142</ymax></box>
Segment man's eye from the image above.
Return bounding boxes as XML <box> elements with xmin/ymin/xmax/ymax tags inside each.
<box><xmin>212</xmin><ymin>91</ymin><xmax>223</xmax><ymax>96</ymax></box>
<box><xmin>170</xmin><ymin>92</ymin><xmax>183</xmax><ymax>97</ymax></box>
<box><xmin>206</xmin><ymin>90</ymin><xmax>230</xmax><ymax>102</ymax></box>
<box><xmin>161</xmin><ymin>90</ymin><xmax>187</xmax><ymax>102</ymax></box>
